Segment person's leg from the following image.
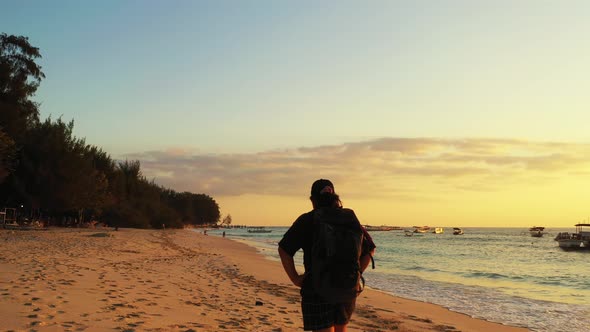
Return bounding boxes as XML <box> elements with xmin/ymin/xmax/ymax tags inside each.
<box><xmin>301</xmin><ymin>288</ymin><xmax>336</xmax><ymax>332</ymax></box>
<box><xmin>334</xmin><ymin>324</ymin><xmax>347</xmax><ymax>332</ymax></box>
<box><xmin>333</xmin><ymin>300</ymin><xmax>354</xmax><ymax>332</ymax></box>
<box><xmin>313</xmin><ymin>327</ymin><xmax>334</xmax><ymax>332</ymax></box>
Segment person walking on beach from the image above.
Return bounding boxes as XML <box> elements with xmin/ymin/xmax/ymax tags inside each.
<box><xmin>278</xmin><ymin>179</ymin><xmax>375</xmax><ymax>332</ymax></box>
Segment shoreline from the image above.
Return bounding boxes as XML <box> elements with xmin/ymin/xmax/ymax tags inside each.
<box><xmin>223</xmin><ymin>232</ymin><xmax>530</xmax><ymax>332</ymax></box>
<box><xmin>0</xmin><ymin>228</ymin><xmax>530</xmax><ymax>331</ymax></box>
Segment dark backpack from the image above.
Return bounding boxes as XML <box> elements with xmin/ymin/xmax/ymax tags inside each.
<box><xmin>311</xmin><ymin>207</ymin><xmax>365</xmax><ymax>303</ymax></box>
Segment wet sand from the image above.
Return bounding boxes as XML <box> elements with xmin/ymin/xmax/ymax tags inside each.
<box><xmin>0</xmin><ymin>228</ymin><xmax>529</xmax><ymax>331</ymax></box>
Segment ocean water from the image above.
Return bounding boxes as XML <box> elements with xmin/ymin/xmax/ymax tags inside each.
<box><xmin>203</xmin><ymin>227</ymin><xmax>590</xmax><ymax>332</ymax></box>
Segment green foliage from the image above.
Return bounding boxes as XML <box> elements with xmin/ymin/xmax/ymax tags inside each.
<box><xmin>11</xmin><ymin>117</ymin><xmax>109</xmax><ymax>216</ymax></box>
<box><xmin>0</xmin><ymin>34</ymin><xmax>221</xmax><ymax>228</ymax></box>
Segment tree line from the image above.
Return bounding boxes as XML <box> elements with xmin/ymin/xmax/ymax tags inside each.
<box><xmin>0</xmin><ymin>33</ymin><xmax>220</xmax><ymax>228</ymax></box>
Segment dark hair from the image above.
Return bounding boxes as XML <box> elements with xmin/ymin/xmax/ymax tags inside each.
<box><xmin>310</xmin><ymin>179</ymin><xmax>342</xmax><ymax>208</ymax></box>
<box><xmin>314</xmin><ymin>193</ymin><xmax>342</xmax><ymax>208</ymax></box>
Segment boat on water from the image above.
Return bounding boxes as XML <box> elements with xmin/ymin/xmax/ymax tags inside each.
<box><xmin>529</xmin><ymin>226</ymin><xmax>545</xmax><ymax>237</ymax></box>
<box><xmin>413</xmin><ymin>226</ymin><xmax>430</xmax><ymax>233</ymax></box>
<box><xmin>247</xmin><ymin>227</ymin><xmax>272</xmax><ymax>233</ymax></box>
<box><xmin>432</xmin><ymin>227</ymin><xmax>444</xmax><ymax>234</ymax></box>
<box><xmin>364</xmin><ymin>225</ymin><xmax>395</xmax><ymax>232</ymax></box>
<box><xmin>453</xmin><ymin>227</ymin><xmax>464</xmax><ymax>235</ymax></box>
<box><xmin>554</xmin><ymin>224</ymin><xmax>590</xmax><ymax>250</ymax></box>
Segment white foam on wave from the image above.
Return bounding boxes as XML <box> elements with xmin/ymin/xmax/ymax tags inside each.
<box><xmin>365</xmin><ymin>271</ymin><xmax>590</xmax><ymax>332</ymax></box>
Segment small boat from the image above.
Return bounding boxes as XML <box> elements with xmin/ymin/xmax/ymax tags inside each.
<box><xmin>554</xmin><ymin>223</ymin><xmax>590</xmax><ymax>250</ymax></box>
<box><xmin>453</xmin><ymin>227</ymin><xmax>464</xmax><ymax>235</ymax></box>
<box><xmin>432</xmin><ymin>227</ymin><xmax>444</xmax><ymax>234</ymax></box>
<box><xmin>529</xmin><ymin>226</ymin><xmax>545</xmax><ymax>237</ymax></box>
<box><xmin>247</xmin><ymin>227</ymin><xmax>272</xmax><ymax>233</ymax></box>
<box><xmin>413</xmin><ymin>226</ymin><xmax>430</xmax><ymax>233</ymax></box>
<box><xmin>404</xmin><ymin>230</ymin><xmax>414</xmax><ymax>237</ymax></box>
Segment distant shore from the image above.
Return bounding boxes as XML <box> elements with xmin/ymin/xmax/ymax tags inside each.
<box><xmin>0</xmin><ymin>228</ymin><xmax>529</xmax><ymax>331</ymax></box>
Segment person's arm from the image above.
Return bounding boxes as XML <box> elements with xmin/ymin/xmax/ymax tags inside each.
<box><xmin>278</xmin><ymin>246</ymin><xmax>305</xmax><ymax>287</ymax></box>
<box><xmin>353</xmin><ymin>213</ymin><xmax>376</xmax><ymax>273</ymax></box>
<box><xmin>359</xmin><ymin>248</ymin><xmax>375</xmax><ymax>273</ymax></box>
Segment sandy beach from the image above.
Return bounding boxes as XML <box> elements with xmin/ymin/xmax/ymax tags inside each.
<box><xmin>0</xmin><ymin>228</ymin><xmax>530</xmax><ymax>331</ymax></box>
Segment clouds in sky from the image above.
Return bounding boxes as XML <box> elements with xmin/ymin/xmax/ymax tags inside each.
<box><xmin>125</xmin><ymin>138</ymin><xmax>590</xmax><ymax>199</ymax></box>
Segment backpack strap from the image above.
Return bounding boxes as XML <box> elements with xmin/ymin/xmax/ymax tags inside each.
<box><xmin>358</xmin><ymin>274</ymin><xmax>366</xmax><ymax>294</ymax></box>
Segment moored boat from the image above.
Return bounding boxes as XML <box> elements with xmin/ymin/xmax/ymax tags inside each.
<box><xmin>413</xmin><ymin>226</ymin><xmax>430</xmax><ymax>233</ymax></box>
<box><xmin>529</xmin><ymin>226</ymin><xmax>545</xmax><ymax>237</ymax></box>
<box><xmin>432</xmin><ymin>227</ymin><xmax>444</xmax><ymax>234</ymax></box>
<box><xmin>554</xmin><ymin>223</ymin><xmax>590</xmax><ymax>250</ymax></box>
<box><xmin>453</xmin><ymin>227</ymin><xmax>464</xmax><ymax>235</ymax></box>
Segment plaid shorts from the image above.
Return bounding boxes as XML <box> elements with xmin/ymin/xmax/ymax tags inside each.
<box><xmin>300</xmin><ymin>288</ymin><xmax>356</xmax><ymax>331</ymax></box>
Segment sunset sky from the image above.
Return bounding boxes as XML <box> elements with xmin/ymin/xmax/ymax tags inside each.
<box><xmin>3</xmin><ymin>1</ymin><xmax>590</xmax><ymax>227</ymax></box>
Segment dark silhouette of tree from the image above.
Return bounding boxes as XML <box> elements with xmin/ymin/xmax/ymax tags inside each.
<box><xmin>222</xmin><ymin>214</ymin><xmax>232</xmax><ymax>226</ymax></box>
<box><xmin>0</xmin><ymin>34</ymin><xmax>221</xmax><ymax>228</ymax></box>
<box><xmin>0</xmin><ymin>128</ymin><xmax>16</xmax><ymax>183</ymax></box>
<box><xmin>16</xmin><ymin>118</ymin><xmax>110</xmax><ymax>220</ymax></box>
<box><xmin>161</xmin><ymin>190</ymin><xmax>220</xmax><ymax>226</ymax></box>
<box><xmin>0</xmin><ymin>33</ymin><xmax>44</xmax><ymax>143</ymax></box>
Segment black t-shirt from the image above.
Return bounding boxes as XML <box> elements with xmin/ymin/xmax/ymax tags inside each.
<box><xmin>278</xmin><ymin>207</ymin><xmax>376</xmax><ymax>275</ymax></box>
